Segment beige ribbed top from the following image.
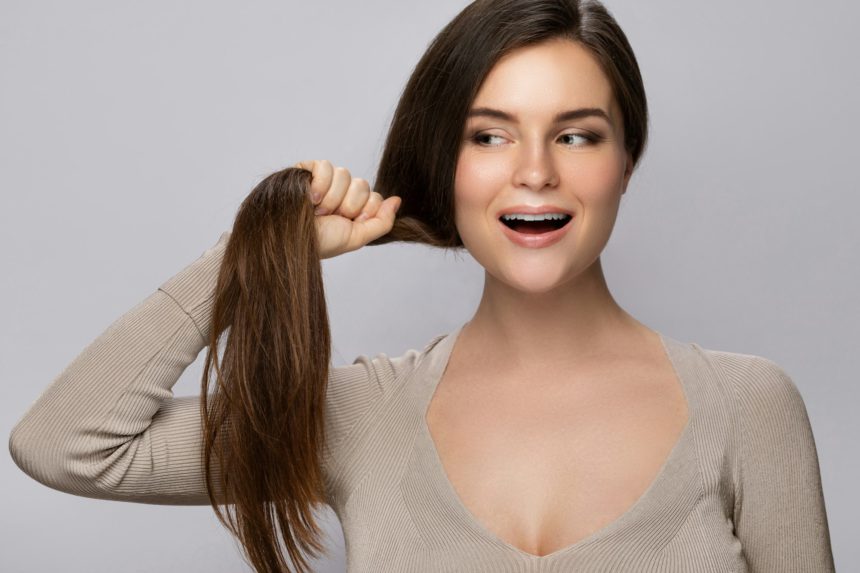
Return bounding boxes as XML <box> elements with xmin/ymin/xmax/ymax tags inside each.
<box><xmin>8</xmin><ymin>232</ymin><xmax>835</xmax><ymax>572</ymax></box>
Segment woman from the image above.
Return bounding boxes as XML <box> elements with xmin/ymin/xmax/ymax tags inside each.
<box><xmin>9</xmin><ymin>0</ymin><xmax>835</xmax><ymax>571</ymax></box>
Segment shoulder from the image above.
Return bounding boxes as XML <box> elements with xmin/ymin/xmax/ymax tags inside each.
<box><xmin>341</xmin><ymin>344</ymin><xmax>428</xmax><ymax>398</ymax></box>
<box><xmin>326</xmin><ymin>347</ymin><xmax>423</xmax><ymax>418</ymax></box>
<box><xmin>321</xmin><ymin>333</ymin><xmax>446</xmax><ymax>493</ymax></box>
<box><xmin>696</xmin><ymin>345</ymin><xmax>812</xmax><ymax>441</ymax></box>
<box><xmin>324</xmin><ymin>333</ymin><xmax>443</xmax><ymax>448</ymax></box>
<box><xmin>328</xmin><ymin>330</ymin><xmax>448</xmax><ymax>403</ymax></box>
<box><xmin>366</xmin><ymin>331</ymin><xmax>448</xmax><ymax>385</ymax></box>
<box><xmin>699</xmin><ymin>346</ymin><xmax>806</xmax><ymax>412</ymax></box>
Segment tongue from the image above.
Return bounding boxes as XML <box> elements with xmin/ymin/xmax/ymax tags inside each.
<box><xmin>511</xmin><ymin>220</ymin><xmax>558</xmax><ymax>234</ymax></box>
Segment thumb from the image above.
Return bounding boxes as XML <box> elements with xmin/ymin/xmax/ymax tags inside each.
<box><xmin>388</xmin><ymin>196</ymin><xmax>402</xmax><ymax>217</ymax></box>
<box><xmin>374</xmin><ymin>195</ymin><xmax>401</xmax><ymax>221</ymax></box>
<box><xmin>356</xmin><ymin>196</ymin><xmax>401</xmax><ymax>242</ymax></box>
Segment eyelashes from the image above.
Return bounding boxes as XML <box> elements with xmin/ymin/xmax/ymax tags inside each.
<box><xmin>468</xmin><ymin>132</ymin><xmax>604</xmax><ymax>147</ymax></box>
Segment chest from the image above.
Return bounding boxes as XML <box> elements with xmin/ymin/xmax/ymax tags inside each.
<box><xmin>424</xmin><ymin>357</ymin><xmax>690</xmax><ymax>558</ymax></box>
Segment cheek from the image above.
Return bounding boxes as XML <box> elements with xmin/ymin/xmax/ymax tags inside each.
<box><xmin>454</xmin><ymin>152</ymin><xmax>504</xmax><ymax>226</ymax></box>
<box><xmin>455</xmin><ymin>153</ymin><xmax>506</xmax><ymax>198</ymax></box>
<box><xmin>566</xmin><ymin>152</ymin><xmax>627</xmax><ymax>203</ymax></box>
<box><xmin>454</xmin><ymin>179</ymin><xmax>504</xmax><ymax>257</ymax></box>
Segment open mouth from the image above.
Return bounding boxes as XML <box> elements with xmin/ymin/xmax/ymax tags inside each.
<box><xmin>499</xmin><ymin>214</ymin><xmax>573</xmax><ymax>235</ymax></box>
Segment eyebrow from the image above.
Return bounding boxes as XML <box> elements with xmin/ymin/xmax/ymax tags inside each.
<box><xmin>466</xmin><ymin>106</ymin><xmax>611</xmax><ymax>124</ymax></box>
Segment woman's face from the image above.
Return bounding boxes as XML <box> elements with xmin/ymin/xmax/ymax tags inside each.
<box><xmin>454</xmin><ymin>37</ymin><xmax>633</xmax><ymax>294</ymax></box>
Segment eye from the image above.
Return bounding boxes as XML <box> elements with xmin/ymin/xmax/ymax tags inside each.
<box><xmin>469</xmin><ymin>131</ymin><xmax>600</xmax><ymax>148</ymax></box>
<box><xmin>470</xmin><ymin>133</ymin><xmax>507</xmax><ymax>146</ymax></box>
<box><xmin>559</xmin><ymin>133</ymin><xmax>595</xmax><ymax>147</ymax></box>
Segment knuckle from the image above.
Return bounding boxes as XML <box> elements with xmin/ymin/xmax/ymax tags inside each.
<box><xmin>334</xmin><ymin>166</ymin><xmax>351</xmax><ymax>179</ymax></box>
<box><xmin>353</xmin><ymin>181</ymin><xmax>371</xmax><ymax>199</ymax></box>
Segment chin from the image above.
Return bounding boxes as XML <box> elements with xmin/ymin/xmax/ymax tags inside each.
<box><xmin>495</xmin><ymin>263</ymin><xmax>572</xmax><ymax>295</ymax></box>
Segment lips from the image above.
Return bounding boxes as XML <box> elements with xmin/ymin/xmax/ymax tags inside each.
<box><xmin>496</xmin><ymin>204</ymin><xmax>574</xmax><ymax>218</ymax></box>
<box><xmin>498</xmin><ymin>212</ymin><xmax>574</xmax><ymax>248</ymax></box>
<box><xmin>499</xmin><ymin>215</ymin><xmax>571</xmax><ymax>232</ymax></box>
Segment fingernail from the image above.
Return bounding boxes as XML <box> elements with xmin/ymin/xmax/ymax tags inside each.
<box><xmin>315</xmin><ymin>207</ymin><xmax>328</xmax><ymax>215</ymax></box>
<box><xmin>312</xmin><ymin>192</ymin><xmax>321</xmax><ymax>203</ymax></box>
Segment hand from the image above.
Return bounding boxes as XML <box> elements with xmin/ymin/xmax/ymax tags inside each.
<box><xmin>294</xmin><ymin>160</ymin><xmax>402</xmax><ymax>259</ymax></box>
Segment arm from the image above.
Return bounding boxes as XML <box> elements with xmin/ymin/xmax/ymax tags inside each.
<box><xmin>8</xmin><ymin>231</ymin><xmax>233</xmax><ymax>504</ymax></box>
<box><xmin>730</xmin><ymin>356</ymin><xmax>835</xmax><ymax>572</ymax></box>
<box><xmin>8</xmin><ymin>231</ymin><xmax>420</xmax><ymax>506</ymax></box>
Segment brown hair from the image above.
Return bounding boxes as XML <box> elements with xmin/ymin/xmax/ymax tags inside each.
<box><xmin>200</xmin><ymin>1</ymin><xmax>649</xmax><ymax>571</ymax></box>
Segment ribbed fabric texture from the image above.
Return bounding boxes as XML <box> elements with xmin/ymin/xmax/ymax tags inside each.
<box><xmin>8</xmin><ymin>232</ymin><xmax>835</xmax><ymax>572</ymax></box>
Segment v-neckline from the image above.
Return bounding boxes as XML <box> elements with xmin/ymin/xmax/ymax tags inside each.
<box><xmin>415</xmin><ymin>321</ymin><xmax>695</xmax><ymax>562</ymax></box>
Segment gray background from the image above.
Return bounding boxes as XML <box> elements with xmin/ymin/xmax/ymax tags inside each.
<box><xmin>2</xmin><ymin>0</ymin><xmax>856</xmax><ymax>571</ymax></box>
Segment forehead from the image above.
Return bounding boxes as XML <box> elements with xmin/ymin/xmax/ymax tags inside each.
<box><xmin>471</xmin><ymin>38</ymin><xmax>619</xmax><ymax>125</ymax></box>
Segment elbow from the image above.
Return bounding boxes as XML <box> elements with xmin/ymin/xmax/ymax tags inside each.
<box><xmin>8</xmin><ymin>417</ymin><xmax>63</xmax><ymax>491</ymax></box>
<box><xmin>8</xmin><ymin>416</ymin><xmax>124</xmax><ymax>499</ymax></box>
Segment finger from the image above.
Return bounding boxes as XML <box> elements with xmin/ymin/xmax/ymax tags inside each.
<box><xmin>316</xmin><ymin>166</ymin><xmax>351</xmax><ymax>215</ymax></box>
<box><xmin>294</xmin><ymin>160</ymin><xmax>315</xmax><ymax>203</ymax></box>
<box><xmin>354</xmin><ymin>191</ymin><xmax>383</xmax><ymax>222</ymax></box>
<box><xmin>314</xmin><ymin>160</ymin><xmax>336</xmax><ymax>205</ymax></box>
<box><xmin>355</xmin><ymin>196</ymin><xmax>401</xmax><ymax>241</ymax></box>
<box><xmin>335</xmin><ymin>178</ymin><xmax>371</xmax><ymax>219</ymax></box>
<box><xmin>294</xmin><ymin>159</ymin><xmax>320</xmax><ymax>186</ymax></box>
<box><xmin>296</xmin><ymin>159</ymin><xmax>333</xmax><ymax>205</ymax></box>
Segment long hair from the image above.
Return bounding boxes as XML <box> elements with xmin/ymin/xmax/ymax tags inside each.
<box><xmin>200</xmin><ymin>1</ymin><xmax>649</xmax><ymax>571</ymax></box>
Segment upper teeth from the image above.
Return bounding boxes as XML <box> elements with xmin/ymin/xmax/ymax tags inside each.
<box><xmin>501</xmin><ymin>213</ymin><xmax>570</xmax><ymax>221</ymax></box>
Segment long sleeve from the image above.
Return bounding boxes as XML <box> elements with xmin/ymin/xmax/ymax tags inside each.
<box><xmin>8</xmin><ymin>231</ymin><xmax>233</xmax><ymax>505</ymax></box>
<box><xmin>729</xmin><ymin>356</ymin><xmax>835</xmax><ymax>572</ymax></box>
<box><xmin>8</xmin><ymin>231</ymin><xmax>423</xmax><ymax>507</ymax></box>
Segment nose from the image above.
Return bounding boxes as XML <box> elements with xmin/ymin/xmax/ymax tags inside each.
<box><xmin>511</xmin><ymin>137</ymin><xmax>560</xmax><ymax>191</ymax></box>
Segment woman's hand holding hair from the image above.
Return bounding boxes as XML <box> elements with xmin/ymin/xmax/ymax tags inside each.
<box><xmin>294</xmin><ymin>159</ymin><xmax>402</xmax><ymax>259</ymax></box>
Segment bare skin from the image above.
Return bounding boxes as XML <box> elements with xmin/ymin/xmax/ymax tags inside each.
<box><xmin>426</xmin><ymin>316</ymin><xmax>689</xmax><ymax>557</ymax></box>
<box><xmin>424</xmin><ymin>38</ymin><xmax>691</xmax><ymax>557</ymax></box>
<box><xmin>298</xmin><ymin>37</ymin><xmax>690</xmax><ymax>559</ymax></box>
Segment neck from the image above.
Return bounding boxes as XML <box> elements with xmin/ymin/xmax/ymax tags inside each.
<box><xmin>465</xmin><ymin>256</ymin><xmax>652</xmax><ymax>369</ymax></box>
